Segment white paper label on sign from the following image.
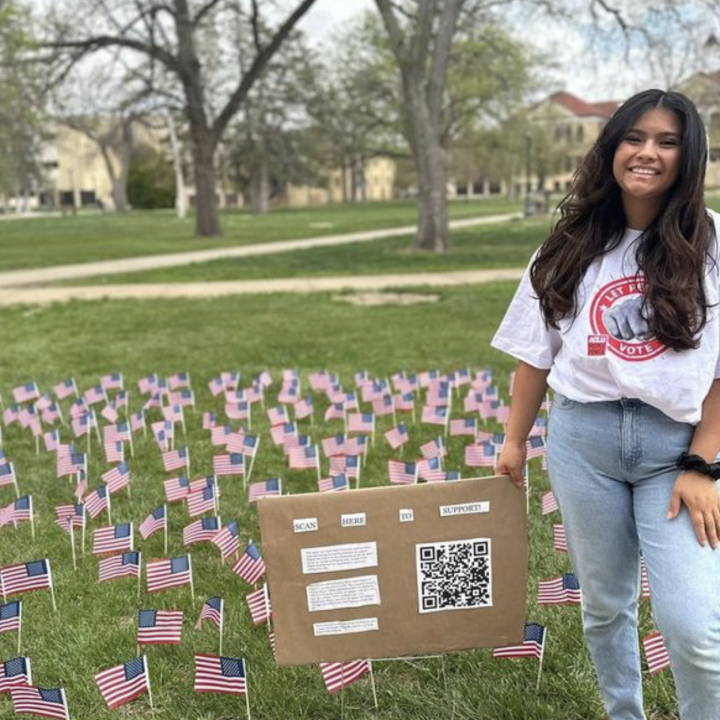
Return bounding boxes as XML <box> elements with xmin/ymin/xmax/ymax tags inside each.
<box><xmin>340</xmin><ymin>512</ymin><xmax>367</xmax><ymax>528</ymax></box>
<box><xmin>313</xmin><ymin>617</ymin><xmax>379</xmax><ymax>637</ymax></box>
<box><xmin>399</xmin><ymin>508</ymin><xmax>414</xmax><ymax>523</ymax></box>
<box><xmin>301</xmin><ymin>542</ymin><xmax>378</xmax><ymax>575</ymax></box>
<box><xmin>439</xmin><ymin>502</ymin><xmax>490</xmax><ymax>518</ymax></box>
<box><xmin>293</xmin><ymin>517</ymin><xmax>318</xmax><ymax>533</ymax></box>
<box><xmin>306</xmin><ymin>575</ymin><xmax>381</xmax><ymax>613</ymax></box>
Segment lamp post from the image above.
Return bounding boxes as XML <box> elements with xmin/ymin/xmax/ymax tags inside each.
<box><xmin>524</xmin><ymin>130</ymin><xmax>533</xmax><ymax>217</ymax></box>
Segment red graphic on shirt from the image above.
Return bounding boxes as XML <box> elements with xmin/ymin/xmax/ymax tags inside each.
<box><xmin>588</xmin><ymin>276</ymin><xmax>667</xmax><ymax>362</ymax></box>
<box><xmin>587</xmin><ymin>335</ymin><xmax>608</xmax><ymax>356</ymax></box>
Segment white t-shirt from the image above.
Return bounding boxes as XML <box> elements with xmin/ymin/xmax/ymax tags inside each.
<box><xmin>491</xmin><ymin>211</ymin><xmax>720</xmax><ymax>424</ymax></box>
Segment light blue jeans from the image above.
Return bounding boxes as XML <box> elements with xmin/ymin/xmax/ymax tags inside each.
<box><xmin>548</xmin><ymin>394</ymin><xmax>720</xmax><ymax>720</ymax></box>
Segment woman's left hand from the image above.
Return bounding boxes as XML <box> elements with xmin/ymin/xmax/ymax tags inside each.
<box><xmin>667</xmin><ymin>471</ymin><xmax>720</xmax><ymax>548</ymax></box>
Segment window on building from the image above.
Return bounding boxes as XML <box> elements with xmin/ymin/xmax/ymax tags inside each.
<box><xmin>489</xmin><ymin>180</ymin><xmax>501</xmax><ymax>194</ymax></box>
<box><xmin>472</xmin><ymin>182</ymin><xmax>483</xmax><ymax>195</ymax></box>
<box><xmin>59</xmin><ymin>191</ymin><xmax>74</xmax><ymax>207</ymax></box>
<box><xmin>80</xmin><ymin>190</ymin><xmax>97</xmax><ymax>206</ymax></box>
<box><xmin>456</xmin><ymin>182</ymin><xmax>467</xmax><ymax>195</ymax></box>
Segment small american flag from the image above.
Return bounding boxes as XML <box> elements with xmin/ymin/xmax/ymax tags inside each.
<box><xmin>10</xmin><ymin>685</ymin><xmax>69</xmax><ymax>720</ymax></box>
<box><xmin>168</xmin><ymin>371</ymin><xmax>191</xmax><ymax>390</ymax></box>
<box><xmin>93</xmin><ymin>523</ymin><xmax>133</xmax><ymax>555</ymax></box>
<box><xmin>0</xmin><ymin>600</ymin><xmax>21</xmax><ymax>634</ymax></box>
<box><xmin>129</xmin><ymin>410</ymin><xmax>145</xmax><ymax>434</ymax></box>
<box><xmin>541</xmin><ymin>491</ymin><xmax>559</xmax><ymax>515</ymax></box>
<box><xmin>294</xmin><ymin>397</ymin><xmax>313</xmax><ymax>420</ymax></box>
<box><xmin>493</xmin><ymin>623</ymin><xmax>547</xmax><ymax>660</ymax></box>
<box><xmin>146</xmin><ymin>556</ymin><xmax>192</xmax><ymax>593</ymax></box>
<box><xmin>162</xmin><ymin>447</ymin><xmax>189</xmax><ymax>473</ymax></box>
<box><xmin>321</xmin><ymin>433</ymin><xmax>346</xmax><ymax>458</ymax></box>
<box><xmin>330</xmin><ymin>454</ymin><xmax>360</xmax><ymax>479</ymax></box>
<box><xmin>420</xmin><ymin>437</ymin><xmax>446</xmax><ymax>460</ymax></box>
<box><xmin>194</xmin><ymin>655</ymin><xmax>246</xmax><ymax>695</ymax></box>
<box><xmin>248</xmin><ymin>478</ymin><xmax>282</xmax><ymax>503</ymax></box>
<box><xmin>13</xmin><ymin>382</ymin><xmax>39</xmax><ymax>404</ymax></box>
<box><xmin>232</xmin><ymin>541</ymin><xmax>266</xmax><ymax>585</ymax></box>
<box><xmin>643</xmin><ymin>631</ymin><xmax>671</xmax><ymax>674</ymax></box>
<box><xmin>84</xmin><ymin>485</ymin><xmax>109</xmax><ymax>519</ymax></box>
<box><xmin>372</xmin><ymin>395</ymin><xmax>395</xmax><ymax>417</ymax></box>
<box><xmin>3</xmin><ymin>404</ymin><xmax>20</xmax><ymax>426</ymax></box>
<box><xmin>0</xmin><ymin>462</ymin><xmax>17</xmax><ymax>488</ymax></box>
<box><xmin>137</xmin><ymin>609</ymin><xmax>183</xmax><ymax>645</ymax></box>
<box><xmin>104</xmin><ymin>441</ymin><xmax>125</xmax><ymax>464</ymax></box>
<box><xmin>162</xmin><ymin>404</ymin><xmax>184</xmax><ymax>424</ymax></box>
<box><xmin>183</xmin><ymin>516</ymin><xmax>222</xmax><ymax>546</ymax></box>
<box><xmin>0</xmin><ymin>560</ymin><xmax>52</xmax><ymax>597</ymax></box>
<box><xmin>41</xmin><ymin>403</ymin><xmax>62</xmax><ymax>426</ymax></box>
<box><xmin>394</xmin><ymin>392</ymin><xmax>415</xmax><ymax>412</ymax></box>
<box><xmin>553</xmin><ymin>524</ymin><xmax>568</xmax><ymax>553</ymax></box>
<box><xmin>225</xmin><ymin>401</ymin><xmax>250</xmax><ymax>421</ymax></box>
<box><xmin>211</xmin><ymin>425</ymin><xmax>233</xmax><ymax>446</ymax></box>
<box><xmin>69</xmin><ymin>397</ymin><xmax>89</xmax><ymax>420</ymax></box>
<box><xmin>417</xmin><ymin>456</ymin><xmax>445</xmax><ymax>482</ymax></box>
<box><xmin>0</xmin><ymin>656</ymin><xmax>32</xmax><ymax>692</ymax></box>
<box><xmin>202</xmin><ymin>412</ymin><xmax>217</xmax><ymax>430</ymax></box>
<box><xmin>246</xmin><ymin>584</ymin><xmax>271</xmax><ymax>625</ymax></box>
<box><xmin>212</xmin><ymin>520</ymin><xmax>241</xmax><ymax>560</ymax></box>
<box><xmin>384</xmin><ymin>423</ymin><xmax>409</xmax><ymax>450</ymax></box>
<box><xmin>0</xmin><ymin>495</ymin><xmax>32</xmax><ymax>527</ymax></box>
<box><xmin>140</xmin><ymin>506</ymin><xmax>166</xmax><ymax>540</ymax></box>
<box><xmin>426</xmin><ymin>384</ymin><xmax>451</xmax><ymax>407</ymax></box>
<box><xmin>345</xmin><ymin>435</ymin><xmax>368</xmax><ymax>456</ymax></box>
<box><xmin>324</xmin><ymin>402</ymin><xmax>346</xmax><ymax>422</ymax></box>
<box><xmin>104</xmin><ymin>423</ymin><xmax>131</xmax><ymax>444</ymax></box>
<box><xmin>187</xmin><ymin>485</ymin><xmax>217</xmax><ymax>517</ymax></box>
<box><xmin>138</xmin><ymin>374</ymin><xmax>159</xmax><ymax>394</ymax></box>
<box><xmin>270</xmin><ymin>421</ymin><xmax>298</xmax><ymax>446</ymax></box>
<box><xmin>347</xmin><ymin>413</ymin><xmax>374</xmax><ymax>433</ymax></box>
<box><xmin>43</xmin><ymin>430</ymin><xmax>60</xmax><ymax>453</ymax></box>
<box><xmin>71</xmin><ymin>412</ymin><xmax>93</xmax><ymax>438</ymax></box>
<box><xmin>388</xmin><ymin>460</ymin><xmax>417</xmax><ymax>484</ymax></box>
<box><xmin>213</xmin><ymin>453</ymin><xmax>245</xmax><ymax>477</ymax></box>
<box><xmin>450</xmin><ymin>417</ymin><xmax>478</xmax><ymax>437</ymax></box>
<box><xmin>102</xmin><ymin>462</ymin><xmax>130</xmax><ymax>495</ymax></box>
<box><xmin>170</xmin><ymin>389</ymin><xmax>195</xmax><ymax>407</ymax></box>
<box><xmin>164</xmin><ymin>475</ymin><xmax>189</xmax><ymax>503</ymax></box>
<box><xmin>54</xmin><ymin>504</ymin><xmax>84</xmax><ymax>534</ymax></box>
<box><xmin>101</xmin><ymin>373</ymin><xmax>124</xmax><ymax>391</ymax></box>
<box><xmin>267</xmin><ymin>405</ymin><xmax>289</xmax><ymax>426</ymax></box>
<box><xmin>228</xmin><ymin>433</ymin><xmax>259</xmax><ymax>458</ymax></box>
<box><xmin>95</xmin><ymin>656</ymin><xmax>149</xmax><ymax>710</ymax></box>
<box><xmin>537</xmin><ymin>573</ymin><xmax>582</xmax><ymax>605</ymax></box>
<box><xmin>526</xmin><ymin>436</ymin><xmax>547</xmax><ymax>459</ymax></box>
<box><xmin>320</xmin><ymin>660</ymin><xmax>371</xmax><ymax>694</ymax></box>
<box><xmin>57</xmin><ymin>452</ymin><xmax>87</xmax><ymax>478</ymax></box>
<box><xmin>98</xmin><ymin>551</ymin><xmax>141</xmax><ymax>583</ymax></box>
<box><xmin>318</xmin><ymin>474</ymin><xmax>350</xmax><ymax>492</ymax></box>
<box><xmin>54</xmin><ymin>378</ymin><xmax>77</xmax><ymax>400</ymax></box>
<box><xmin>196</xmin><ymin>597</ymin><xmax>223</xmax><ymax>630</ymax></box>
<box><xmin>288</xmin><ymin>445</ymin><xmax>319</xmax><ymax>470</ymax></box>
<box><xmin>84</xmin><ymin>384</ymin><xmax>106</xmax><ymax>406</ymax></box>
<box><xmin>465</xmin><ymin>442</ymin><xmax>496</xmax><ymax>468</ymax></box>
<box><xmin>421</xmin><ymin>405</ymin><xmax>448</xmax><ymax>427</ymax></box>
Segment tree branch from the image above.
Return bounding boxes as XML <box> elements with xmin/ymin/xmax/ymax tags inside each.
<box><xmin>374</xmin><ymin>0</ymin><xmax>408</xmax><ymax>63</ymax></box>
<box><xmin>427</xmin><ymin>0</ymin><xmax>464</xmax><ymax>121</ymax></box>
<box><xmin>212</xmin><ymin>0</ymin><xmax>317</xmax><ymax>139</ymax></box>
<box><xmin>192</xmin><ymin>0</ymin><xmax>225</xmax><ymax>28</ymax></box>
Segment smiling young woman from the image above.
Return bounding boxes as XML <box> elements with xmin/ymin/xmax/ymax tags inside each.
<box><xmin>492</xmin><ymin>90</ymin><xmax>720</xmax><ymax>720</ymax></box>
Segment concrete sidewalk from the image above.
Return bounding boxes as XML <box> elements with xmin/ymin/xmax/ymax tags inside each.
<box><xmin>0</xmin><ymin>268</ymin><xmax>524</xmax><ymax>306</ymax></box>
<box><xmin>0</xmin><ymin>213</ymin><xmax>521</xmax><ymax>288</ymax></box>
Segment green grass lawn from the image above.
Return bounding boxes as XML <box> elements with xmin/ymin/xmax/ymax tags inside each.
<box><xmin>0</xmin><ymin>285</ymin><xmax>674</xmax><ymax>719</ymax></box>
<box><xmin>0</xmin><ymin>198</ymin><xmax>521</xmax><ymax>272</ymax></box>
<box><xmin>64</xmin><ymin>219</ymin><xmax>549</xmax><ymax>286</ymax></box>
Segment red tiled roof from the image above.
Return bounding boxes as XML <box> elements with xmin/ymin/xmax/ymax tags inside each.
<box><xmin>549</xmin><ymin>91</ymin><xmax>621</xmax><ymax>118</ymax></box>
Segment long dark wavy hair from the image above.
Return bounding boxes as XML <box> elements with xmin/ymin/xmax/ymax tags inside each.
<box><xmin>530</xmin><ymin>89</ymin><xmax>714</xmax><ymax>350</ymax></box>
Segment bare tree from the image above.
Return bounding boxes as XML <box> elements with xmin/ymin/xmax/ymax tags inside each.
<box><xmin>43</xmin><ymin>0</ymin><xmax>318</xmax><ymax>237</ymax></box>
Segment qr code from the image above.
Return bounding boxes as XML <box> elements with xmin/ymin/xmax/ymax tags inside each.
<box><xmin>416</xmin><ymin>538</ymin><xmax>492</xmax><ymax>614</ymax></box>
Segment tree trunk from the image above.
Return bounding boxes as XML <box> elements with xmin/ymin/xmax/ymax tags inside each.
<box><xmin>249</xmin><ymin>159</ymin><xmax>269</xmax><ymax>214</ymax></box>
<box><xmin>191</xmin><ymin>127</ymin><xmax>221</xmax><ymax>237</ymax></box>
<box><xmin>166</xmin><ymin>113</ymin><xmax>188</xmax><ymax>220</ymax></box>
<box><xmin>404</xmin><ymin>78</ymin><xmax>449</xmax><ymax>253</ymax></box>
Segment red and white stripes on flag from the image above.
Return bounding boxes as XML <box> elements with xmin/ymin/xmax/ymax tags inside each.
<box><xmin>95</xmin><ymin>656</ymin><xmax>150</xmax><ymax>710</ymax></box>
<box><xmin>146</xmin><ymin>556</ymin><xmax>192</xmax><ymax>593</ymax></box>
<box><xmin>643</xmin><ymin>631</ymin><xmax>671</xmax><ymax>674</ymax></box>
<box><xmin>137</xmin><ymin>609</ymin><xmax>183</xmax><ymax>645</ymax></box>
<box><xmin>0</xmin><ymin>560</ymin><xmax>52</xmax><ymax>598</ymax></box>
<box><xmin>552</xmin><ymin>524</ymin><xmax>568</xmax><ymax>553</ymax></box>
<box><xmin>320</xmin><ymin>660</ymin><xmax>371</xmax><ymax>694</ymax></box>
<box><xmin>246</xmin><ymin>584</ymin><xmax>271</xmax><ymax>625</ymax></box>
<box><xmin>10</xmin><ymin>686</ymin><xmax>69</xmax><ymax>720</ymax></box>
<box><xmin>193</xmin><ymin>654</ymin><xmax>247</xmax><ymax>695</ymax></box>
<box><xmin>92</xmin><ymin>523</ymin><xmax>133</xmax><ymax>556</ymax></box>
<box><xmin>541</xmin><ymin>491</ymin><xmax>559</xmax><ymax>515</ymax></box>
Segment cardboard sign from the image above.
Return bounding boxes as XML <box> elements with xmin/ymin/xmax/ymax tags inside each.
<box><xmin>258</xmin><ymin>476</ymin><xmax>527</xmax><ymax>666</ymax></box>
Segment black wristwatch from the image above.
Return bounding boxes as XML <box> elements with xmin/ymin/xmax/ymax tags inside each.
<box><xmin>676</xmin><ymin>452</ymin><xmax>720</xmax><ymax>480</ymax></box>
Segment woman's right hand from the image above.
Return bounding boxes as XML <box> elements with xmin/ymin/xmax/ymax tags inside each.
<box><xmin>496</xmin><ymin>441</ymin><xmax>527</xmax><ymax>489</ymax></box>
